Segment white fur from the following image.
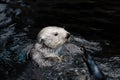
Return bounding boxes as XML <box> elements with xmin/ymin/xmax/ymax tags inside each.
<box><xmin>30</xmin><ymin>26</ymin><xmax>70</xmax><ymax>67</ymax></box>
<box><xmin>37</xmin><ymin>26</ymin><xmax>69</xmax><ymax>48</ymax></box>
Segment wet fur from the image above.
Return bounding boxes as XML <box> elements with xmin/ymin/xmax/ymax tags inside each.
<box><xmin>30</xmin><ymin>26</ymin><xmax>70</xmax><ymax>67</ymax></box>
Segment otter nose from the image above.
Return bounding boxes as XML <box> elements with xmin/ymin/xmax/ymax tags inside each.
<box><xmin>66</xmin><ymin>33</ymin><xmax>70</xmax><ymax>39</ymax></box>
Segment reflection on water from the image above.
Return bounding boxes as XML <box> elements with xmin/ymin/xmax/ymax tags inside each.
<box><xmin>0</xmin><ymin>0</ymin><xmax>120</xmax><ymax>80</ymax></box>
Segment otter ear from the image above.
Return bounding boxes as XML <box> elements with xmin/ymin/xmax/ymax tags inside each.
<box><xmin>37</xmin><ymin>31</ymin><xmax>46</xmax><ymax>43</ymax></box>
<box><xmin>37</xmin><ymin>36</ymin><xmax>41</xmax><ymax>43</ymax></box>
<box><xmin>37</xmin><ymin>37</ymin><xmax>45</xmax><ymax>43</ymax></box>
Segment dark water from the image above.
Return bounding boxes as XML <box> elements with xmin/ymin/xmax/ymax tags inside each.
<box><xmin>0</xmin><ymin>0</ymin><xmax>120</xmax><ymax>80</ymax></box>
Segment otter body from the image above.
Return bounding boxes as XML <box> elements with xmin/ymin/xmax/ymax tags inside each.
<box><xmin>29</xmin><ymin>26</ymin><xmax>70</xmax><ymax>67</ymax></box>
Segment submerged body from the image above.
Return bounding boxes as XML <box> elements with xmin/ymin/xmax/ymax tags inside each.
<box><xmin>81</xmin><ymin>47</ymin><xmax>106</xmax><ymax>80</ymax></box>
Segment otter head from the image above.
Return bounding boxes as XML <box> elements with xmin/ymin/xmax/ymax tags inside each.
<box><xmin>37</xmin><ymin>26</ymin><xmax>70</xmax><ymax>49</ymax></box>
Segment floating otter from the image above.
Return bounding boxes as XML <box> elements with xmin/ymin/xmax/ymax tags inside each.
<box><xmin>29</xmin><ymin>26</ymin><xmax>70</xmax><ymax>67</ymax></box>
<box><xmin>23</xmin><ymin>26</ymin><xmax>106</xmax><ymax>80</ymax></box>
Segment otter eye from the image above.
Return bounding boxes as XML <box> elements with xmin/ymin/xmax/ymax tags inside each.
<box><xmin>54</xmin><ymin>33</ymin><xmax>58</xmax><ymax>36</ymax></box>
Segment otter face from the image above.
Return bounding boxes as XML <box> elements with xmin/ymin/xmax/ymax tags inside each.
<box><xmin>37</xmin><ymin>26</ymin><xmax>70</xmax><ymax>49</ymax></box>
